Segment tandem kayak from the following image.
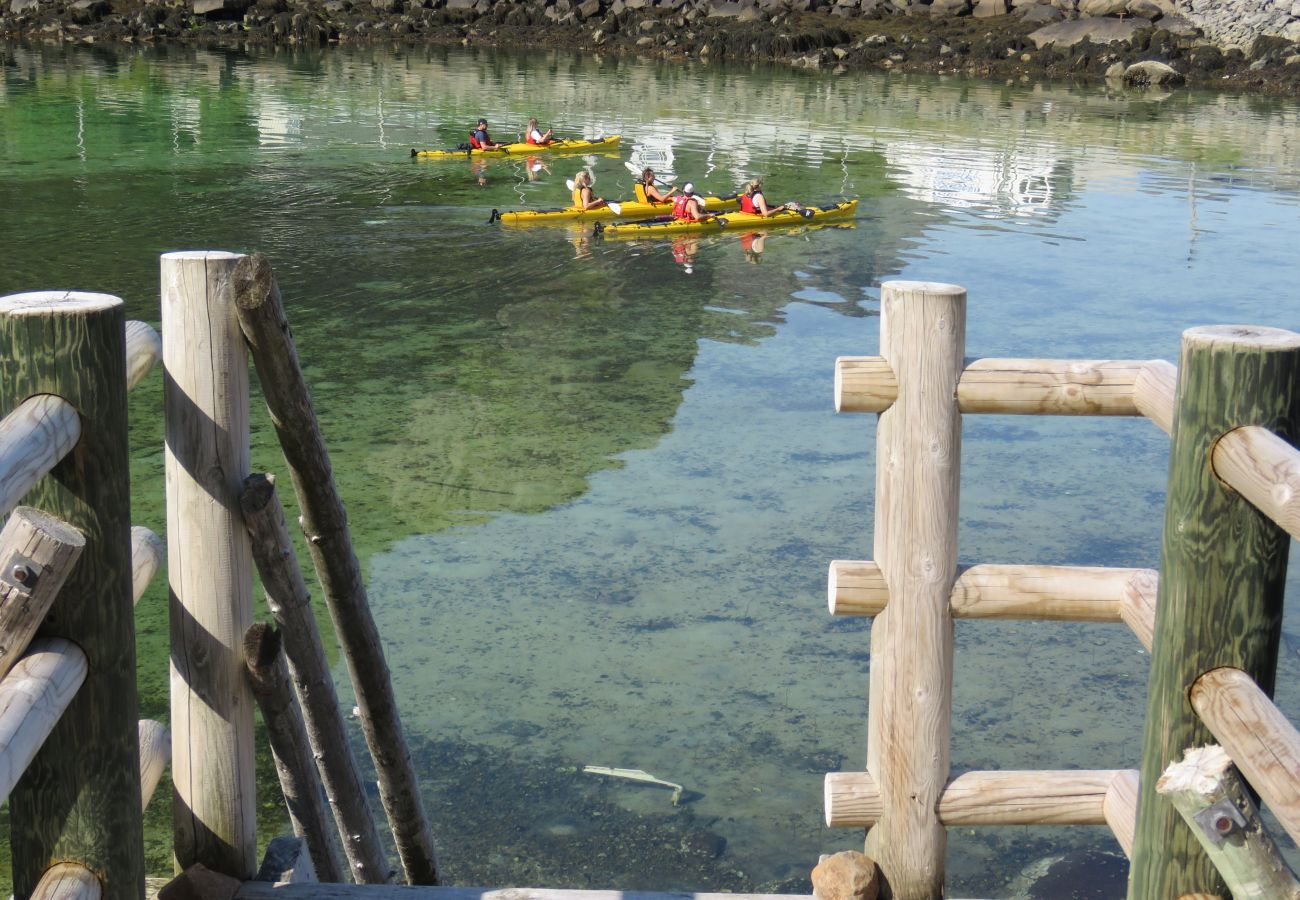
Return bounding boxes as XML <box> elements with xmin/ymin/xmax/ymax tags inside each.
<box><xmin>411</xmin><ymin>136</ymin><xmax>622</xmax><ymax>159</ymax></box>
<box><xmin>490</xmin><ymin>193</ymin><xmax>742</xmax><ymax>225</ymax></box>
<box><xmin>594</xmin><ymin>199</ymin><xmax>858</xmax><ymax>237</ymax></box>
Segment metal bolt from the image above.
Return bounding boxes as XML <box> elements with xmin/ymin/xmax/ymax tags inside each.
<box><xmin>11</xmin><ymin>565</ymin><xmax>31</xmax><ymax>584</ymax></box>
<box><xmin>1213</xmin><ymin>814</ymin><xmax>1235</xmax><ymax>835</ymax></box>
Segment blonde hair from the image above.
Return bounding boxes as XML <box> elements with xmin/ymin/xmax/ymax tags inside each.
<box><xmin>747</xmin><ymin>177</ymin><xmax>763</xmax><ymax>194</ymax></box>
<box><xmin>528</xmin><ymin>117</ymin><xmax>539</xmax><ymax>131</ymax></box>
<box><xmin>574</xmin><ymin>170</ymin><xmax>592</xmax><ymax>189</ymax></box>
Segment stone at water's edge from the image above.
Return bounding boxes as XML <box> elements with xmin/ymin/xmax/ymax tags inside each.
<box><xmin>1028</xmin><ymin>16</ymin><xmax>1143</xmax><ymax>47</ymax></box>
<box><xmin>811</xmin><ymin>851</ymin><xmax>880</xmax><ymax>900</ymax></box>
<box><xmin>1124</xmin><ymin>57</ymin><xmax>1187</xmax><ymax>82</ymax></box>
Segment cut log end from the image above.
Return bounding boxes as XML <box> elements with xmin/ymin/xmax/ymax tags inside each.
<box><xmin>0</xmin><ymin>291</ymin><xmax>122</xmax><ymax>316</ymax></box>
<box><xmin>1183</xmin><ymin>324</ymin><xmax>1300</xmax><ymax>352</ymax></box>
<box><xmin>232</xmin><ymin>252</ymin><xmax>278</xmax><ymax>311</ymax></box>
<box><xmin>12</xmin><ymin>506</ymin><xmax>86</xmax><ymax>548</ymax></box>
<box><xmin>242</xmin><ymin>622</ymin><xmax>282</xmax><ymax>672</ymax></box>
<box><xmin>240</xmin><ymin>472</ymin><xmax>279</xmax><ymax>515</ymax></box>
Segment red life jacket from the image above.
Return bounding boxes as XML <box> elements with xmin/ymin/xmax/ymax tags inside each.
<box><xmin>740</xmin><ymin>192</ymin><xmax>758</xmax><ymax>214</ymax></box>
<box><xmin>468</xmin><ymin>133</ymin><xmax>482</xmax><ymax>149</ymax></box>
<box><xmin>672</xmin><ymin>194</ymin><xmax>694</xmax><ymax>220</ymax></box>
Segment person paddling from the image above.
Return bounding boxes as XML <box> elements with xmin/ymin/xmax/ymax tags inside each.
<box><xmin>639</xmin><ymin>167</ymin><xmax>679</xmax><ymax>204</ymax></box>
<box><xmin>572</xmin><ymin>170</ymin><xmax>609</xmax><ymax>211</ymax></box>
<box><xmin>671</xmin><ymin>182</ymin><xmax>709</xmax><ymax>222</ymax></box>
<box><xmin>469</xmin><ymin>118</ymin><xmax>506</xmax><ymax>150</ymax></box>
<box><xmin>740</xmin><ymin>177</ymin><xmax>801</xmax><ymax>216</ymax></box>
<box><xmin>526</xmin><ymin>117</ymin><xmax>555</xmax><ymax>145</ymax></box>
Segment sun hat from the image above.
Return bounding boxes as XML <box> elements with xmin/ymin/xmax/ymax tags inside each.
<box><xmin>683</xmin><ymin>182</ymin><xmax>694</xmax><ymax>195</ymax></box>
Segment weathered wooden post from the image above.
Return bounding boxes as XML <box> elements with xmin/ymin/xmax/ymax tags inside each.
<box><xmin>0</xmin><ymin>291</ymin><xmax>145</xmax><ymax>899</ymax></box>
<box><xmin>1128</xmin><ymin>325</ymin><xmax>1300</xmax><ymax>899</ymax></box>
<box><xmin>162</xmin><ymin>251</ymin><xmax>257</xmax><ymax>878</ymax></box>
<box><xmin>861</xmin><ymin>281</ymin><xmax>965</xmax><ymax>898</ymax></box>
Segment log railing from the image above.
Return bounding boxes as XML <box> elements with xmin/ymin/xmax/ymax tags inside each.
<box><xmin>0</xmin><ymin>292</ymin><xmax>167</xmax><ymax>900</ymax></box>
<box><xmin>827</xmin><ymin>282</ymin><xmax>1300</xmax><ymax>899</ymax></box>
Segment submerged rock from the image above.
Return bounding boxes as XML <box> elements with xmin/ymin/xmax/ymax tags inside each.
<box><xmin>1124</xmin><ymin>57</ymin><xmax>1186</xmax><ymax>83</ymax></box>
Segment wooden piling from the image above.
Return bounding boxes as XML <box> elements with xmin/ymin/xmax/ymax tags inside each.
<box><xmin>0</xmin><ymin>291</ymin><xmax>144</xmax><ymax>900</ymax></box>
<box><xmin>0</xmin><ymin>507</ymin><xmax>85</xmax><ymax>680</ymax></box>
<box><xmin>1127</xmin><ymin>325</ymin><xmax>1300</xmax><ymax>900</ymax></box>
<box><xmin>243</xmin><ymin>623</ymin><xmax>346</xmax><ymax>884</ymax></box>
<box><xmin>862</xmin><ymin>281</ymin><xmax>965</xmax><ymax>899</ymax></box>
<box><xmin>161</xmin><ymin>251</ymin><xmax>257</xmax><ymax>879</ymax></box>
<box><xmin>241</xmin><ymin>473</ymin><xmax>392</xmax><ymax>884</ymax></box>
<box><xmin>232</xmin><ymin>254</ymin><xmax>439</xmax><ymax>885</ymax></box>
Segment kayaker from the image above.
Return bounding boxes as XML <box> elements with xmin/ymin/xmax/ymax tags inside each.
<box><xmin>470</xmin><ymin>118</ymin><xmax>505</xmax><ymax>150</ymax></box>
<box><xmin>526</xmin><ymin>118</ymin><xmax>555</xmax><ymax>146</ymax></box>
<box><xmin>671</xmin><ymin>182</ymin><xmax>708</xmax><ymax>222</ymax></box>
<box><xmin>740</xmin><ymin>177</ymin><xmax>801</xmax><ymax>217</ymax></box>
<box><xmin>640</xmin><ymin>168</ymin><xmax>679</xmax><ymax>204</ymax></box>
<box><xmin>571</xmin><ymin>170</ymin><xmax>608</xmax><ymax>211</ymax></box>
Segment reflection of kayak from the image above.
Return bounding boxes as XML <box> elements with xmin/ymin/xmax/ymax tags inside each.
<box><xmin>491</xmin><ymin>193</ymin><xmax>742</xmax><ymax>225</ymax></box>
<box><xmin>412</xmin><ymin>136</ymin><xmax>621</xmax><ymax>159</ymax></box>
<box><xmin>595</xmin><ymin>200</ymin><xmax>858</xmax><ymax>237</ymax></box>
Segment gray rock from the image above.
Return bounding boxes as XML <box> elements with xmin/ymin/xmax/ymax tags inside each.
<box><xmin>635</xmin><ymin>33</ymin><xmax>654</xmax><ymax>44</ymax></box>
<box><xmin>973</xmin><ymin>0</ymin><xmax>1009</xmax><ymax>15</ymax></box>
<box><xmin>1029</xmin><ymin>15</ymin><xmax>1141</xmax><ymax>46</ymax></box>
<box><xmin>706</xmin><ymin>0</ymin><xmax>754</xmax><ymax>14</ymax></box>
<box><xmin>1105</xmin><ymin>59</ymin><xmax>1126</xmax><ymax>75</ymax></box>
<box><xmin>1123</xmin><ymin>58</ymin><xmax>1186</xmax><ymax>83</ymax></box>
<box><xmin>1078</xmin><ymin>0</ymin><xmax>1125</xmax><ymax>14</ymax></box>
<box><xmin>637</xmin><ymin>16</ymin><xmax>657</xmax><ymax>29</ymax></box>
<box><xmin>9</xmin><ymin>0</ymin><xmax>41</xmax><ymax>13</ymax></box>
<box><xmin>577</xmin><ymin>0</ymin><xmax>600</xmax><ymax>17</ymax></box>
<box><xmin>1126</xmin><ymin>0</ymin><xmax>1161</xmax><ymax>17</ymax></box>
<box><xmin>445</xmin><ymin>0</ymin><xmax>475</xmax><ymax>8</ymax></box>
<box><xmin>193</xmin><ymin>0</ymin><xmax>251</xmax><ymax>15</ymax></box>
<box><xmin>1159</xmin><ymin>14</ymin><xmax>1197</xmax><ymax>34</ymax></box>
<box><xmin>929</xmin><ymin>0</ymin><xmax>971</xmax><ymax>14</ymax></box>
<box><xmin>1018</xmin><ymin>3</ymin><xmax>1063</xmax><ymax>22</ymax></box>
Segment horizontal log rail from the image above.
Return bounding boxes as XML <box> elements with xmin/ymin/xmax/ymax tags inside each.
<box><xmin>124</xmin><ymin>320</ymin><xmax>161</xmax><ymax>392</ymax></box>
<box><xmin>1212</xmin><ymin>425</ymin><xmax>1300</xmax><ymax>543</ymax></box>
<box><xmin>824</xmin><ymin>769</ymin><xmax>1128</xmax><ymax>828</ymax></box>
<box><xmin>139</xmin><ymin>718</ymin><xmax>170</xmax><ymax>810</ymax></box>
<box><xmin>0</xmin><ymin>638</ymin><xmax>88</xmax><ymax>804</ymax></box>
<box><xmin>835</xmin><ymin>357</ymin><xmax>1158</xmax><ymax>416</ymax></box>
<box><xmin>1133</xmin><ymin>359</ymin><xmax>1176</xmax><ymax>435</ymax></box>
<box><xmin>1190</xmin><ymin>667</ymin><xmax>1300</xmax><ymax>847</ymax></box>
<box><xmin>0</xmin><ymin>395</ymin><xmax>81</xmax><ymax>519</ymax></box>
<box><xmin>828</xmin><ymin>561</ymin><xmax>1156</xmax><ymax>625</ymax></box>
<box><xmin>130</xmin><ymin>526</ymin><xmax>164</xmax><ymax>605</ymax></box>
<box><xmin>1103</xmin><ymin>769</ymin><xmax>1139</xmax><ymax>858</ymax></box>
<box><xmin>30</xmin><ymin>861</ymin><xmax>102</xmax><ymax>900</ymax></box>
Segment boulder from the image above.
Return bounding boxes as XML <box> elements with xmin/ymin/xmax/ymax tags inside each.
<box><xmin>1158</xmin><ymin>13</ymin><xmax>1198</xmax><ymax>35</ymax></box>
<box><xmin>973</xmin><ymin>0</ymin><xmax>1009</xmax><ymax>15</ymax></box>
<box><xmin>1018</xmin><ymin>3</ymin><xmax>1063</xmax><ymax>22</ymax></box>
<box><xmin>69</xmin><ymin>0</ymin><xmax>110</xmax><ymax>21</ymax></box>
<box><xmin>1125</xmin><ymin>0</ymin><xmax>1161</xmax><ymax>18</ymax></box>
<box><xmin>929</xmin><ymin>0</ymin><xmax>971</xmax><ymax>15</ymax></box>
<box><xmin>445</xmin><ymin>0</ymin><xmax>475</xmax><ymax>8</ymax></box>
<box><xmin>577</xmin><ymin>0</ymin><xmax>600</xmax><ymax>17</ymax></box>
<box><xmin>812</xmin><ymin>851</ymin><xmax>881</xmax><ymax>900</ymax></box>
<box><xmin>193</xmin><ymin>0</ymin><xmax>251</xmax><ymax>15</ymax></box>
<box><xmin>1079</xmin><ymin>0</ymin><xmax>1124</xmax><ymax>14</ymax></box>
<box><xmin>707</xmin><ymin>0</ymin><xmax>755</xmax><ymax>15</ymax></box>
<box><xmin>1029</xmin><ymin>16</ymin><xmax>1141</xmax><ymax>46</ymax></box>
<box><xmin>1123</xmin><ymin>58</ymin><xmax>1186</xmax><ymax>82</ymax></box>
<box><xmin>8</xmin><ymin>0</ymin><xmax>41</xmax><ymax>13</ymax></box>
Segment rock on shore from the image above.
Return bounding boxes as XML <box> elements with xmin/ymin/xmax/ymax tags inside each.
<box><xmin>3</xmin><ymin>0</ymin><xmax>1299</xmax><ymax>94</ymax></box>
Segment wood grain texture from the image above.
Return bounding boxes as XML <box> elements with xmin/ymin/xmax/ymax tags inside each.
<box><xmin>1129</xmin><ymin>325</ymin><xmax>1300</xmax><ymax>900</ymax></box>
<box><xmin>233</xmin><ymin>253</ymin><xmax>438</xmax><ymax>885</ymax></box>
<box><xmin>1135</xmin><ymin>360</ymin><xmax>1177</xmax><ymax>436</ymax></box>
<box><xmin>835</xmin><ymin>356</ymin><xmax>1156</xmax><ymax>417</ymax></box>
<box><xmin>1</xmin><ymin>291</ymin><xmax>144</xmax><ymax>900</ymax></box>
<box><xmin>1213</xmin><ymin>425</ymin><xmax>1300</xmax><ymax>542</ymax></box>
<box><xmin>139</xmin><ymin>719</ymin><xmax>170</xmax><ymax>811</ymax></box>
<box><xmin>243</xmin><ymin>623</ymin><xmax>345</xmax><ymax>884</ymax></box>
<box><xmin>131</xmin><ymin>525</ymin><xmax>164</xmax><ymax>606</ymax></box>
<box><xmin>0</xmin><ymin>394</ymin><xmax>81</xmax><ymax>519</ymax></box>
<box><xmin>125</xmin><ymin>320</ymin><xmax>162</xmax><ymax>393</ymax></box>
<box><xmin>863</xmin><ymin>281</ymin><xmax>964</xmax><ymax>898</ymax></box>
<box><xmin>830</xmin><ymin>560</ymin><xmax>1151</xmax><ymax>622</ymax></box>
<box><xmin>1119</xmin><ymin>569</ymin><xmax>1158</xmax><ymax>653</ymax></box>
<box><xmin>161</xmin><ymin>251</ymin><xmax>257</xmax><ymax>879</ymax></box>
<box><xmin>825</xmin><ymin>769</ymin><xmax>1123</xmax><ymax>827</ymax></box>
<box><xmin>30</xmin><ymin>861</ymin><xmax>102</xmax><ymax>900</ymax></box>
<box><xmin>1191</xmin><ymin>667</ymin><xmax>1300</xmax><ymax>848</ymax></box>
<box><xmin>241</xmin><ymin>473</ymin><xmax>392</xmax><ymax>884</ymax></box>
<box><xmin>0</xmin><ymin>507</ymin><xmax>85</xmax><ymax>681</ymax></box>
<box><xmin>0</xmin><ymin>639</ymin><xmax>87</xmax><ymax>803</ymax></box>
<box><xmin>1104</xmin><ymin>769</ymin><xmax>1139</xmax><ymax>859</ymax></box>
<box><xmin>1156</xmin><ymin>744</ymin><xmax>1300</xmax><ymax>899</ymax></box>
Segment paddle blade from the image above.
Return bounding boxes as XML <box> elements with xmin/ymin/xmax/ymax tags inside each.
<box><xmin>567</xmin><ymin>179</ymin><xmax>576</xmax><ymax>191</ymax></box>
<box><xmin>608</xmin><ymin>201</ymin><xmax>622</xmax><ymax>216</ymax></box>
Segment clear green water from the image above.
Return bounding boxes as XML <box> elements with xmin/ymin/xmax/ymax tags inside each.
<box><xmin>2</xmin><ymin>41</ymin><xmax>1299</xmax><ymax>897</ymax></box>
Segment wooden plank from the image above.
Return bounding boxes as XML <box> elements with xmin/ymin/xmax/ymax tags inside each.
<box><xmin>125</xmin><ymin>319</ymin><xmax>162</xmax><ymax>392</ymax></box>
<box><xmin>30</xmin><ymin>861</ymin><xmax>102</xmax><ymax>900</ymax></box>
<box><xmin>240</xmin><ymin>473</ymin><xmax>391</xmax><ymax>884</ymax></box>
<box><xmin>1134</xmin><ymin>359</ymin><xmax>1176</xmax><ymax>436</ymax></box>
<box><xmin>1212</xmin><ymin>424</ymin><xmax>1300</xmax><ymax>542</ymax></box>
<box><xmin>862</xmin><ymin>280</ymin><xmax>964</xmax><ymax>898</ymax></box>
<box><xmin>1104</xmin><ymin>769</ymin><xmax>1139</xmax><ymax>859</ymax></box>
<box><xmin>835</xmin><ymin>356</ymin><xmax>1156</xmax><ymax>417</ymax></box>
<box><xmin>826</xmin><ymin>769</ymin><xmax>1121</xmax><ymax>827</ymax></box>
<box><xmin>162</xmin><ymin>251</ymin><xmax>257</xmax><ymax>879</ymax></box>
<box><xmin>1</xmin><ymin>290</ymin><xmax>144</xmax><ymax>900</ymax></box>
<box><xmin>233</xmin><ymin>253</ymin><xmax>438</xmax><ymax>885</ymax></box>
<box><xmin>0</xmin><ymin>394</ymin><xmax>81</xmax><ymax>519</ymax></box>
<box><xmin>0</xmin><ymin>507</ymin><xmax>85</xmax><ymax>681</ymax></box>
<box><xmin>1191</xmin><ymin>667</ymin><xmax>1300</xmax><ymax>848</ymax></box>
<box><xmin>1157</xmin><ymin>744</ymin><xmax>1299</xmax><ymax>899</ymax></box>
<box><xmin>1129</xmin><ymin>325</ymin><xmax>1300</xmax><ymax>900</ymax></box>
<box><xmin>0</xmin><ymin>639</ymin><xmax>88</xmax><ymax>803</ymax></box>
<box><xmin>243</xmin><ymin>623</ymin><xmax>345</xmax><ymax>883</ymax></box>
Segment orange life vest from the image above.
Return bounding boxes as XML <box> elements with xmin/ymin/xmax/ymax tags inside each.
<box><xmin>740</xmin><ymin>191</ymin><xmax>759</xmax><ymax>214</ymax></box>
<box><xmin>468</xmin><ymin>133</ymin><xmax>482</xmax><ymax>149</ymax></box>
<box><xmin>672</xmin><ymin>194</ymin><xmax>694</xmax><ymax>220</ymax></box>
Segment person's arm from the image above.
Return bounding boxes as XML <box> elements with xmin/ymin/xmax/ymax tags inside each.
<box><xmin>754</xmin><ymin>191</ymin><xmax>778</xmax><ymax>216</ymax></box>
<box><xmin>580</xmin><ymin>187</ymin><xmax>607</xmax><ymax>210</ymax></box>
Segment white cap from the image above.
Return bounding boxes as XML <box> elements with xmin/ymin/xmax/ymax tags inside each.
<box><xmin>683</xmin><ymin>182</ymin><xmax>694</xmax><ymax>194</ymax></box>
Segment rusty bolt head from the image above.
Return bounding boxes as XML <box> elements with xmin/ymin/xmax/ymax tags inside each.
<box><xmin>11</xmin><ymin>565</ymin><xmax>31</xmax><ymax>584</ymax></box>
<box><xmin>1213</xmin><ymin>814</ymin><xmax>1235</xmax><ymax>834</ymax></box>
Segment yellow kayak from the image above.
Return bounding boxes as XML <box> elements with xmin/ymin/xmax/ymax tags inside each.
<box><xmin>411</xmin><ymin>136</ymin><xmax>621</xmax><ymax>159</ymax></box>
<box><xmin>595</xmin><ymin>199</ymin><xmax>858</xmax><ymax>237</ymax></box>
<box><xmin>490</xmin><ymin>193</ymin><xmax>742</xmax><ymax>225</ymax></box>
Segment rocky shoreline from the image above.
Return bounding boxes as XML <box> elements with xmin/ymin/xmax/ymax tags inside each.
<box><xmin>4</xmin><ymin>0</ymin><xmax>1300</xmax><ymax>94</ymax></box>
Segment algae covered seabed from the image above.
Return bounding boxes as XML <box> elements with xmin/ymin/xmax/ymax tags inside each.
<box><xmin>2</xmin><ymin>42</ymin><xmax>1299</xmax><ymax>897</ymax></box>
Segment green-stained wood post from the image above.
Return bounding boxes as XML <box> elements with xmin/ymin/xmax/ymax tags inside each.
<box><xmin>0</xmin><ymin>292</ymin><xmax>144</xmax><ymax>899</ymax></box>
<box><xmin>1128</xmin><ymin>325</ymin><xmax>1300</xmax><ymax>900</ymax></box>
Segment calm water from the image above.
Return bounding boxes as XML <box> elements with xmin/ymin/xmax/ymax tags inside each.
<box><xmin>3</xmin><ymin>42</ymin><xmax>1299</xmax><ymax>897</ymax></box>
